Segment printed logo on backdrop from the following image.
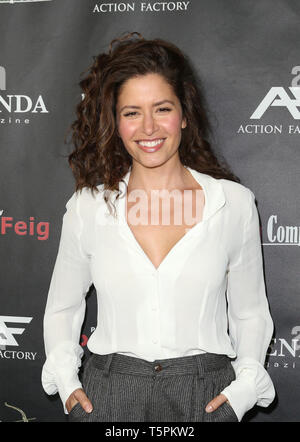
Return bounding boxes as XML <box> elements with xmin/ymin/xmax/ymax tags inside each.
<box><xmin>266</xmin><ymin>327</ymin><xmax>300</xmax><ymax>369</ymax></box>
<box><xmin>0</xmin><ymin>1</ymin><xmax>52</xmax><ymax>3</ymax></box>
<box><xmin>92</xmin><ymin>1</ymin><xmax>191</xmax><ymax>13</ymax></box>
<box><xmin>262</xmin><ymin>215</ymin><xmax>300</xmax><ymax>247</ymax></box>
<box><xmin>0</xmin><ymin>403</ymin><xmax>36</xmax><ymax>423</ymax></box>
<box><xmin>0</xmin><ymin>66</ymin><xmax>49</xmax><ymax>126</ymax></box>
<box><xmin>0</xmin><ymin>316</ymin><xmax>37</xmax><ymax>361</ymax></box>
<box><xmin>80</xmin><ymin>327</ymin><xmax>96</xmax><ymax>348</ymax></box>
<box><xmin>238</xmin><ymin>66</ymin><xmax>300</xmax><ymax>135</ymax></box>
<box><xmin>0</xmin><ymin>208</ymin><xmax>49</xmax><ymax>240</ymax></box>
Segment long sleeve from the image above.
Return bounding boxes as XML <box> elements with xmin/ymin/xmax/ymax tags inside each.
<box><xmin>220</xmin><ymin>188</ymin><xmax>276</xmax><ymax>421</ymax></box>
<box><xmin>41</xmin><ymin>191</ymin><xmax>93</xmax><ymax>414</ymax></box>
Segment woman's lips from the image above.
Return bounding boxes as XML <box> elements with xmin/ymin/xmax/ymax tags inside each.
<box><xmin>136</xmin><ymin>139</ymin><xmax>165</xmax><ymax>153</ymax></box>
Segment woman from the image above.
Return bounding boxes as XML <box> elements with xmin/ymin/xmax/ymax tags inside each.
<box><xmin>41</xmin><ymin>32</ymin><xmax>276</xmax><ymax>422</ymax></box>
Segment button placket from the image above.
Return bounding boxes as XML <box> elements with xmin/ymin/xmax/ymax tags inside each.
<box><xmin>151</xmin><ymin>272</ymin><xmax>158</xmax><ymax>311</ymax></box>
<box><xmin>151</xmin><ymin>271</ymin><xmax>159</xmax><ymax>345</ymax></box>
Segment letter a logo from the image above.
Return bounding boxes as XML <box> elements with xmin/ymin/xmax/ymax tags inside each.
<box><xmin>250</xmin><ymin>87</ymin><xmax>300</xmax><ymax>119</ymax></box>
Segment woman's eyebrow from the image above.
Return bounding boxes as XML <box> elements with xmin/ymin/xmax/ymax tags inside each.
<box><xmin>119</xmin><ymin>99</ymin><xmax>175</xmax><ymax>112</ymax></box>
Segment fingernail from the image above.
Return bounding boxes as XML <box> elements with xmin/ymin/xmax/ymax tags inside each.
<box><xmin>206</xmin><ymin>405</ymin><xmax>213</xmax><ymax>413</ymax></box>
<box><xmin>86</xmin><ymin>406</ymin><xmax>93</xmax><ymax>413</ymax></box>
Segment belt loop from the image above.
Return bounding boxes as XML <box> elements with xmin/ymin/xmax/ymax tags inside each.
<box><xmin>193</xmin><ymin>354</ymin><xmax>206</xmax><ymax>422</ymax></box>
<box><xmin>103</xmin><ymin>353</ymin><xmax>114</xmax><ymax>378</ymax></box>
<box><xmin>195</xmin><ymin>354</ymin><xmax>205</xmax><ymax>378</ymax></box>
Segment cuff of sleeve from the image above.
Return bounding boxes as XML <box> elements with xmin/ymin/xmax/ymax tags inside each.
<box><xmin>41</xmin><ymin>341</ymin><xmax>85</xmax><ymax>414</ymax></box>
<box><xmin>55</xmin><ymin>372</ymin><xmax>83</xmax><ymax>415</ymax></box>
<box><xmin>220</xmin><ymin>377</ymin><xmax>257</xmax><ymax>422</ymax></box>
<box><xmin>42</xmin><ymin>364</ymin><xmax>83</xmax><ymax>414</ymax></box>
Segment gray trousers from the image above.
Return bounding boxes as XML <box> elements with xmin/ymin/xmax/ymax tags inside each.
<box><xmin>68</xmin><ymin>352</ymin><xmax>239</xmax><ymax>422</ymax></box>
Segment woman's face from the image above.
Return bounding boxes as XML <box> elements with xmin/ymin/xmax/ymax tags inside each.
<box><xmin>116</xmin><ymin>73</ymin><xmax>187</xmax><ymax>169</ymax></box>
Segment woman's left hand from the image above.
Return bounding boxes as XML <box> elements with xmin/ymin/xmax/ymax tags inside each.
<box><xmin>205</xmin><ymin>393</ymin><xmax>231</xmax><ymax>413</ymax></box>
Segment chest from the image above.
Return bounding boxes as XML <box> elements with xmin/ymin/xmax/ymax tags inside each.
<box><xmin>125</xmin><ymin>188</ymin><xmax>205</xmax><ymax>270</ymax></box>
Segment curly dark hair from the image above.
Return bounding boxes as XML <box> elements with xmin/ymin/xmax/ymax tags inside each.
<box><xmin>65</xmin><ymin>31</ymin><xmax>240</xmax><ymax>216</ymax></box>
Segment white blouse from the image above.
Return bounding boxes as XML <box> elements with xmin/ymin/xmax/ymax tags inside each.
<box><xmin>41</xmin><ymin>166</ymin><xmax>276</xmax><ymax>421</ymax></box>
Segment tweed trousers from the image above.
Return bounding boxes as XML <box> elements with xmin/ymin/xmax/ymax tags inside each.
<box><xmin>67</xmin><ymin>352</ymin><xmax>239</xmax><ymax>422</ymax></box>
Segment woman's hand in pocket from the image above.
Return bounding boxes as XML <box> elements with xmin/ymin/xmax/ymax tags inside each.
<box><xmin>205</xmin><ymin>393</ymin><xmax>230</xmax><ymax>413</ymax></box>
<box><xmin>66</xmin><ymin>388</ymin><xmax>93</xmax><ymax>414</ymax></box>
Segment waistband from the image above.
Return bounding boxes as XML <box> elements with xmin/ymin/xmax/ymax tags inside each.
<box><xmin>89</xmin><ymin>352</ymin><xmax>232</xmax><ymax>378</ymax></box>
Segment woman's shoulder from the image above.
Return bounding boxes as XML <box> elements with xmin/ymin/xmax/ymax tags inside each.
<box><xmin>65</xmin><ymin>184</ymin><xmax>107</xmax><ymax>215</ymax></box>
<box><xmin>218</xmin><ymin>177</ymin><xmax>256</xmax><ymax>214</ymax></box>
<box><xmin>219</xmin><ymin>177</ymin><xmax>254</xmax><ymax>198</ymax></box>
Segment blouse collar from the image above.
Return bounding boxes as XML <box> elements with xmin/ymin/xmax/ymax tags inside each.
<box><xmin>118</xmin><ymin>165</ymin><xmax>226</xmax><ymax>223</ymax></box>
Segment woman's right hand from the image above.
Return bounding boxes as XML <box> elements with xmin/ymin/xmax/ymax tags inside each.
<box><xmin>66</xmin><ymin>388</ymin><xmax>93</xmax><ymax>414</ymax></box>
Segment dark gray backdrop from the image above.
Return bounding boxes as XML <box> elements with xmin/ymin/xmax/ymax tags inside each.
<box><xmin>0</xmin><ymin>0</ymin><xmax>299</xmax><ymax>422</ymax></box>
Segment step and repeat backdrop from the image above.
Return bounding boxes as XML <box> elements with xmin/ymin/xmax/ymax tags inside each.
<box><xmin>0</xmin><ymin>0</ymin><xmax>299</xmax><ymax>423</ymax></box>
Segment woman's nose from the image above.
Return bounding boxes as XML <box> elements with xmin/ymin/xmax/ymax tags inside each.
<box><xmin>142</xmin><ymin>113</ymin><xmax>159</xmax><ymax>134</ymax></box>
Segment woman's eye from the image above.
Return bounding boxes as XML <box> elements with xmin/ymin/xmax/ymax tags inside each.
<box><xmin>123</xmin><ymin>107</ymin><xmax>172</xmax><ymax>117</ymax></box>
<box><xmin>123</xmin><ymin>111</ymin><xmax>137</xmax><ymax>117</ymax></box>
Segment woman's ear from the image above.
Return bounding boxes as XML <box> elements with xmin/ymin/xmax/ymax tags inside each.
<box><xmin>181</xmin><ymin>116</ymin><xmax>187</xmax><ymax>129</ymax></box>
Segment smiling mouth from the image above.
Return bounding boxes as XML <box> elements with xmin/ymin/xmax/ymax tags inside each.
<box><xmin>136</xmin><ymin>138</ymin><xmax>166</xmax><ymax>152</ymax></box>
